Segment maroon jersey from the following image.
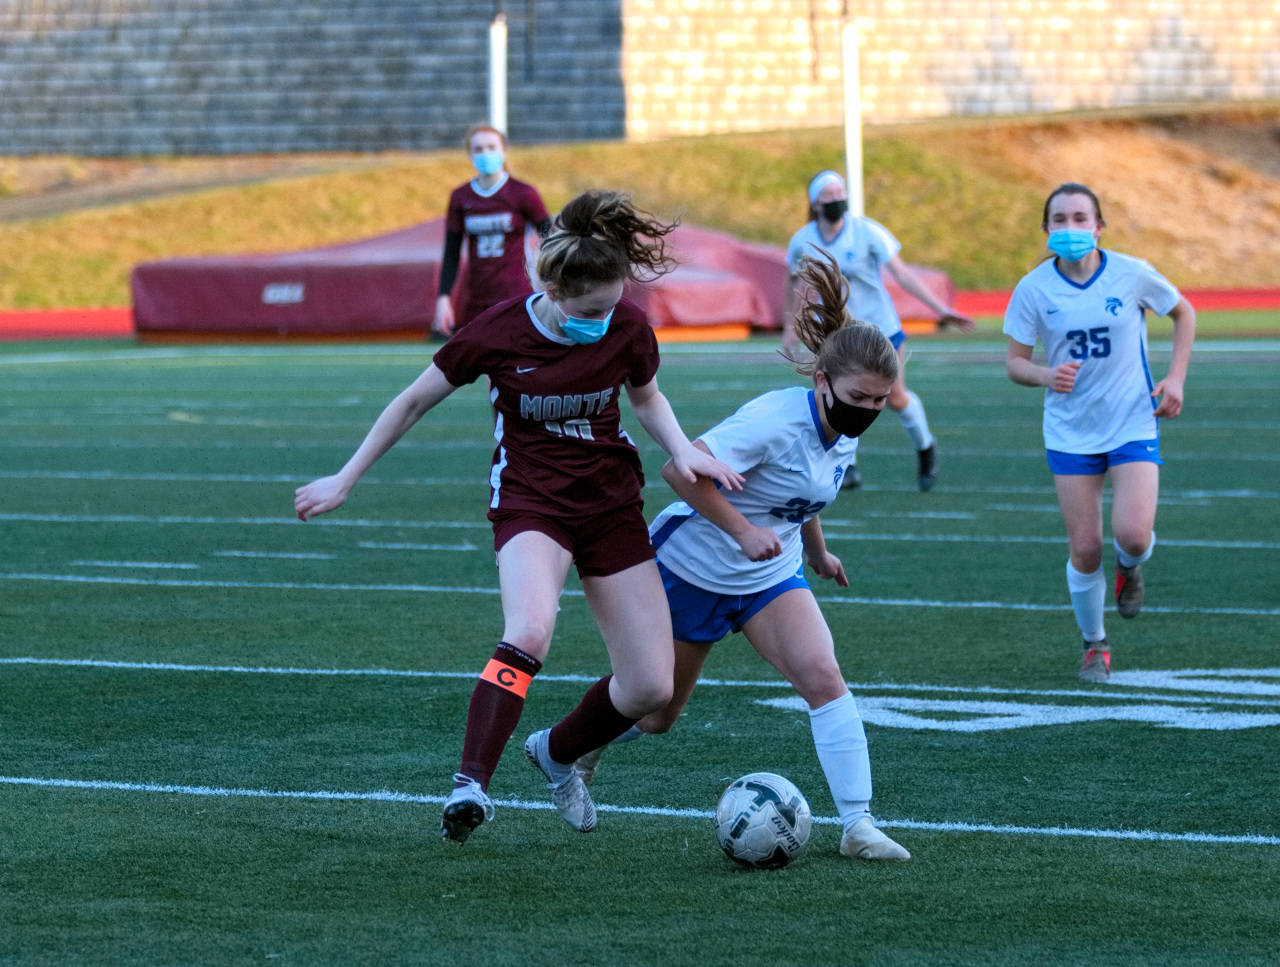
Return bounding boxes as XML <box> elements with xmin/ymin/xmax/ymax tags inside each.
<box><xmin>445</xmin><ymin>175</ymin><xmax>550</xmax><ymax>326</ymax></box>
<box><xmin>432</xmin><ymin>293</ymin><xmax>661</xmax><ymax>520</ymax></box>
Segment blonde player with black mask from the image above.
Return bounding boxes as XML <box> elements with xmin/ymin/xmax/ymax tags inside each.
<box><xmin>578</xmin><ymin>253</ymin><xmax>911</xmax><ymax>862</ymax></box>
<box><xmin>1005</xmin><ymin>182</ymin><xmax>1196</xmax><ymax>682</ymax></box>
<box><xmin>785</xmin><ymin>170</ymin><xmax>974</xmax><ymax>491</ymax></box>
<box><xmin>296</xmin><ymin>190</ymin><xmax>743</xmax><ymax>844</ymax></box>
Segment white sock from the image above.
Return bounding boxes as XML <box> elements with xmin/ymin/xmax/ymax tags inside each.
<box><xmin>808</xmin><ymin>690</ymin><xmax>873</xmax><ymax>831</ymax></box>
<box><xmin>1115</xmin><ymin>531</ymin><xmax>1155</xmax><ymax>569</ymax></box>
<box><xmin>1066</xmin><ymin>560</ymin><xmax>1107</xmax><ymax>642</ymax></box>
<box><xmin>614</xmin><ymin>724</ymin><xmax>646</xmax><ymax>743</ymax></box>
<box><xmin>895</xmin><ymin>391</ymin><xmax>934</xmax><ymax>450</ymax></box>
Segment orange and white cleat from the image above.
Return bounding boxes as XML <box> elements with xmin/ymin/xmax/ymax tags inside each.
<box><xmin>1079</xmin><ymin>640</ymin><xmax>1111</xmax><ymax>683</ymax></box>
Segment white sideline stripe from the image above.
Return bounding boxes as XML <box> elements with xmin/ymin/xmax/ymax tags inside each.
<box><xmin>70</xmin><ymin>560</ymin><xmax>199</xmax><ymax>570</ymax></box>
<box><xmin>214</xmin><ymin>551</ymin><xmax>337</xmax><ymax>560</ymax></box>
<box><xmin>2</xmin><ymin>572</ymin><xmax>1277</xmax><ymax>616</ymax></box>
<box><xmin>3</xmin><ymin>512</ymin><xmax>1276</xmax><ymax>548</ymax></box>
<box><xmin>2</xmin><ymin>775</ymin><xmax>1274</xmax><ymax>847</ymax></box>
<box><xmin>0</xmin><ymin>513</ymin><xmax>488</xmax><ymax>529</ymax></box>
<box><xmin>5</xmin><ymin>657</ymin><xmax>1278</xmax><ymax>708</ymax></box>
<box><xmin>358</xmin><ymin>541</ymin><xmax>478</xmax><ymax>552</ymax></box>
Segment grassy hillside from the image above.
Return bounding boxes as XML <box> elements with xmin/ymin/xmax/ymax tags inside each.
<box><xmin>2</xmin><ymin>109</ymin><xmax>1278</xmax><ymax>309</ymax></box>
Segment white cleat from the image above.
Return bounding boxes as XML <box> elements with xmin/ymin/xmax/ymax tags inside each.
<box><xmin>523</xmin><ymin>729</ymin><xmax>597</xmax><ymax>833</ymax></box>
<box><xmin>574</xmin><ymin>744</ymin><xmax>607</xmax><ymax>786</ymax></box>
<box><xmin>440</xmin><ymin>773</ymin><xmax>495</xmax><ymax>844</ymax></box>
<box><xmin>839</xmin><ymin>815</ymin><xmax>911</xmax><ymax>861</ymax></box>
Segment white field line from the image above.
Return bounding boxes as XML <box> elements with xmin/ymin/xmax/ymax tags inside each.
<box><xmin>0</xmin><ymin>774</ymin><xmax>1274</xmax><ymax>847</ymax></box>
<box><xmin>2</xmin><ymin>572</ymin><xmax>1276</xmax><ymax>616</ymax></box>
<box><xmin>6</xmin><ymin>475</ymin><xmax>1280</xmax><ymax>500</ymax></box>
<box><xmin>5</xmin><ymin>657</ymin><xmax>1279</xmax><ymax>708</ymax></box>
<box><xmin>2</xmin><ymin>511</ymin><xmax>1276</xmax><ymax>550</ymax></box>
<box><xmin>70</xmin><ymin>560</ymin><xmax>199</xmax><ymax>570</ymax></box>
<box><xmin>4</xmin><ymin>338</ymin><xmax>1279</xmax><ymax>367</ymax></box>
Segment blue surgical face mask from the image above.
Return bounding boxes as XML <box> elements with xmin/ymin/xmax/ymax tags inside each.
<box><xmin>472</xmin><ymin>150</ymin><xmax>504</xmax><ymax>176</ymax></box>
<box><xmin>1047</xmin><ymin>228</ymin><xmax>1097</xmax><ymax>262</ymax></box>
<box><xmin>558</xmin><ymin>306</ymin><xmax>614</xmax><ymax>344</ymax></box>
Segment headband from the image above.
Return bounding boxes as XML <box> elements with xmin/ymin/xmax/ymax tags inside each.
<box><xmin>808</xmin><ymin>170</ymin><xmax>845</xmax><ymax>205</ymax></box>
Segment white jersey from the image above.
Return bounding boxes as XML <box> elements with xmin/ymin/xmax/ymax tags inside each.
<box><xmin>649</xmin><ymin>386</ymin><xmax>859</xmax><ymax>595</ymax></box>
<box><xmin>786</xmin><ymin>216</ymin><xmax>902</xmax><ymax>338</ymax></box>
<box><xmin>1004</xmin><ymin>250</ymin><xmax>1181</xmax><ymax>454</ymax></box>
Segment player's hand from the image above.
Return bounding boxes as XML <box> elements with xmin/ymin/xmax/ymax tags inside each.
<box><xmin>937</xmin><ymin>312</ymin><xmax>975</xmax><ymax>333</ymax></box>
<box><xmin>432</xmin><ymin>296</ymin><xmax>456</xmax><ymax>337</ymax></box>
<box><xmin>1050</xmin><ymin>361</ymin><xmax>1081</xmax><ymax>393</ymax></box>
<box><xmin>671</xmin><ymin>448</ymin><xmax>745</xmax><ymax>492</ymax></box>
<box><xmin>806</xmin><ymin>550</ymin><xmax>848</xmax><ymax>587</ymax></box>
<box><xmin>737</xmin><ymin>526</ymin><xmax>782</xmax><ymax>562</ymax></box>
<box><xmin>294</xmin><ymin>475</ymin><xmax>351</xmax><ymax>521</ymax></box>
<box><xmin>1151</xmin><ymin>376</ymin><xmax>1185</xmax><ymax>418</ymax></box>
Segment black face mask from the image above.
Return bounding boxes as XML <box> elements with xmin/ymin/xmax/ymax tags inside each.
<box><xmin>820</xmin><ymin>199</ymin><xmax>849</xmax><ymax>222</ymax></box>
<box><xmin>822</xmin><ymin>387</ymin><xmax>881</xmax><ymax>438</ymax></box>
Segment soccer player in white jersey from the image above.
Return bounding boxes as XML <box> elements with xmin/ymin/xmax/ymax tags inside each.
<box><xmin>578</xmin><ymin>252</ymin><xmax>911</xmax><ymax>862</ymax></box>
<box><xmin>784</xmin><ymin>170</ymin><xmax>974</xmax><ymax>491</ymax></box>
<box><xmin>1004</xmin><ymin>183</ymin><xmax>1196</xmax><ymax>682</ymax></box>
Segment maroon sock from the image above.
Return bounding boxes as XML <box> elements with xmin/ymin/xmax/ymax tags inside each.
<box><xmin>547</xmin><ymin>675</ymin><xmax>639</xmax><ymax>766</ymax></box>
<box><xmin>456</xmin><ymin>642</ymin><xmax>542</xmax><ymax>790</ymax></box>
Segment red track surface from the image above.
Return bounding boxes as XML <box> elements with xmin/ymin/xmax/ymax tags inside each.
<box><xmin>3</xmin><ymin>288</ymin><xmax>1279</xmax><ymax>342</ymax></box>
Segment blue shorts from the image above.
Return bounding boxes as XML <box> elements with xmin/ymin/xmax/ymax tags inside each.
<box><xmin>656</xmin><ymin>559</ymin><xmax>809</xmax><ymax>645</ymax></box>
<box><xmin>1046</xmin><ymin>437</ymin><xmax>1163</xmax><ymax>475</ymax></box>
<box><xmin>890</xmin><ymin>330</ymin><xmax>907</xmax><ymax>351</ymax></box>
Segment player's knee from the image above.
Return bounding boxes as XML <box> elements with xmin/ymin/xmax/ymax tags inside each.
<box><xmin>618</xmin><ymin>676</ymin><xmax>674</xmax><ymax>719</ymax></box>
<box><xmin>1070</xmin><ymin>542</ymin><xmax>1104</xmax><ymax>574</ymax></box>
<box><xmin>640</xmin><ymin>706</ymin><xmax>679</xmax><ymax>734</ymax></box>
<box><xmin>1113</xmin><ymin>525</ymin><xmax>1151</xmax><ymax>557</ymax></box>
<box><xmin>795</xmin><ymin>662</ymin><xmax>847</xmax><ymax>708</ymax></box>
<box><xmin>500</xmin><ymin>621</ymin><xmax>555</xmax><ymax>658</ymax></box>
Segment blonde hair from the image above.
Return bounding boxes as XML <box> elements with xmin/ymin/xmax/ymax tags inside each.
<box><xmin>785</xmin><ymin>251</ymin><xmax>899</xmax><ymax>383</ymax></box>
<box><xmin>535</xmin><ymin>190</ymin><xmax>678</xmax><ymax>298</ymax></box>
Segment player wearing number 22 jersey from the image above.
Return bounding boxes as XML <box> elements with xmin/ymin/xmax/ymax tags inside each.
<box><xmin>432</xmin><ymin>292</ymin><xmax>660</xmax><ymax>521</ymax></box>
<box><xmin>1004</xmin><ymin>250</ymin><xmax>1181</xmax><ymax>455</ymax></box>
<box><xmin>443</xmin><ymin>174</ymin><xmax>550</xmax><ymax>328</ymax></box>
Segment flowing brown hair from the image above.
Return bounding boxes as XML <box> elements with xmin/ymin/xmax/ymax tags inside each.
<box><xmin>785</xmin><ymin>250</ymin><xmax>899</xmax><ymax>383</ymax></box>
<box><xmin>535</xmin><ymin>190</ymin><xmax>678</xmax><ymax>298</ymax></box>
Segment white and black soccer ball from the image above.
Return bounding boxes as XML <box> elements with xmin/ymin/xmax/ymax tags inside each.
<box><xmin>714</xmin><ymin>772</ymin><xmax>812</xmax><ymax>869</ymax></box>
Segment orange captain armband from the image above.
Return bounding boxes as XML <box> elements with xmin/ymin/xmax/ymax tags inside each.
<box><xmin>480</xmin><ymin>658</ymin><xmax>534</xmax><ymax>698</ymax></box>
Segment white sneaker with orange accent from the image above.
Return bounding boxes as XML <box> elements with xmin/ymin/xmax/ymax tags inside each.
<box><xmin>1079</xmin><ymin>640</ymin><xmax>1111</xmax><ymax>682</ymax></box>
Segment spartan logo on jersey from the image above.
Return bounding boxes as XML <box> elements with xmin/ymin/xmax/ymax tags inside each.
<box><xmin>1105</xmin><ymin>297</ymin><xmax>1123</xmax><ymax>316</ymax></box>
<box><xmin>465</xmin><ymin>213</ymin><xmax>515</xmax><ymax>236</ymax></box>
<box><xmin>769</xmin><ymin>497</ymin><xmax>827</xmax><ymax>524</ymax></box>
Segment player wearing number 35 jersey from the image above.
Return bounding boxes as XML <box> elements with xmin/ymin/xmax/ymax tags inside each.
<box><xmin>1004</xmin><ymin>183</ymin><xmax>1195</xmax><ymax>684</ymax></box>
<box><xmin>1004</xmin><ymin>246</ymin><xmax>1180</xmax><ymax>455</ymax></box>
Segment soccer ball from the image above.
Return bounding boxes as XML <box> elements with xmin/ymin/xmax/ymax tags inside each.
<box><xmin>714</xmin><ymin>772</ymin><xmax>812</xmax><ymax>869</ymax></box>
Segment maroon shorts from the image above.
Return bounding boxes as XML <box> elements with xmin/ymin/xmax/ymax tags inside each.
<box><xmin>490</xmin><ymin>506</ymin><xmax>655</xmax><ymax>578</ymax></box>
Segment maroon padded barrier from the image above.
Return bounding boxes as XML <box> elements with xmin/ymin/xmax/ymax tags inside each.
<box><xmin>130</xmin><ymin>218</ymin><xmax>953</xmax><ymax>339</ymax></box>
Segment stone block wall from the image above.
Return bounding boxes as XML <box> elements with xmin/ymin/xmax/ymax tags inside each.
<box><xmin>0</xmin><ymin>0</ymin><xmax>624</xmax><ymax>155</ymax></box>
<box><xmin>0</xmin><ymin>0</ymin><xmax>1274</xmax><ymax>155</ymax></box>
<box><xmin>622</xmin><ymin>0</ymin><xmax>1280</xmax><ymax>138</ymax></box>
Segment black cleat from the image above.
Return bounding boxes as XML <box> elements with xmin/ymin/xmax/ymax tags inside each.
<box><xmin>917</xmin><ymin>444</ymin><xmax>938</xmax><ymax>491</ymax></box>
<box><xmin>440</xmin><ymin>774</ymin><xmax>494</xmax><ymax>844</ymax></box>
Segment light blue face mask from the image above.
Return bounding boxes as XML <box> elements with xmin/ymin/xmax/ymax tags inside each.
<box><xmin>472</xmin><ymin>150</ymin><xmax>504</xmax><ymax>176</ymax></box>
<box><xmin>1047</xmin><ymin>228</ymin><xmax>1097</xmax><ymax>262</ymax></box>
<box><xmin>559</xmin><ymin>306</ymin><xmax>615</xmax><ymax>344</ymax></box>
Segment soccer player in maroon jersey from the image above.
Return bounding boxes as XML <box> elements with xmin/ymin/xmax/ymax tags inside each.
<box><xmin>295</xmin><ymin>190</ymin><xmax>744</xmax><ymax>844</ymax></box>
<box><xmin>433</xmin><ymin>124</ymin><xmax>551</xmax><ymax>336</ymax></box>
